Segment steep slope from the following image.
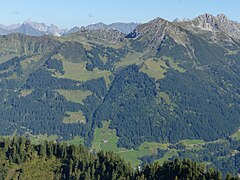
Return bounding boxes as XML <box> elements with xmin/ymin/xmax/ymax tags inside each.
<box><xmin>190</xmin><ymin>14</ymin><xmax>240</xmax><ymax>39</ymax></box>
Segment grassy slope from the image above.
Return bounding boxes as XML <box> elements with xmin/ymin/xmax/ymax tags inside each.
<box><xmin>115</xmin><ymin>51</ymin><xmax>144</xmax><ymax>68</ymax></box>
<box><xmin>91</xmin><ymin>121</ymin><xmax>169</xmax><ymax>167</ymax></box>
<box><xmin>66</xmin><ymin>136</ymin><xmax>85</xmax><ymax>145</ymax></box>
<box><xmin>28</xmin><ymin>134</ymin><xmax>58</xmax><ymax>145</ymax></box>
<box><xmin>230</xmin><ymin>131</ymin><xmax>240</xmax><ymax>140</ymax></box>
<box><xmin>56</xmin><ymin>90</ymin><xmax>92</xmax><ymax>104</ymax></box>
<box><xmin>56</xmin><ymin>90</ymin><xmax>91</xmax><ymax>125</ymax></box>
<box><xmin>63</xmin><ymin>111</ymin><xmax>86</xmax><ymax>124</ymax></box>
<box><xmin>140</xmin><ymin>56</ymin><xmax>185</xmax><ymax>80</ymax></box>
<box><xmin>55</xmin><ymin>61</ymin><xmax>111</xmax><ymax>83</ymax></box>
<box><xmin>89</xmin><ymin>122</ymin><xmax>209</xmax><ymax>167</ymax></box>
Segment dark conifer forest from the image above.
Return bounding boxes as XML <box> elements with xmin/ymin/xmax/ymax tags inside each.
<box><xmin>0</xmin><ymin>137</ymin><xmax>239</xmax><ymax>180</ymax></box>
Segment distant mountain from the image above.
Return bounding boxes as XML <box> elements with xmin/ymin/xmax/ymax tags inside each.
<box><xmin>87</xmin><ymin>22</ymin><xmax>140</xmax><ymax>34</ymax></box>
<box><xmin>86</xmin><ymin>22</ymin><xmax>108</xmax><ymax>30</ymax></box>
<box><xmin>174</xmin><ymin>13</ymin><xmax>240</xmax><ymax>39</ymax></box>
<box><xmin>0</xmin><ymin>20</ymin><xmax>68</xmax><ymax>36</ymax></box>
<box><xmin>66</xmin><ymin>26</ymin><xmax>83</xmax><ymax>35</ymax></box>
<box><xmin>0</xmin><ymin>20</ymin><xmax>139</xmax><ymax>36</ymax></box>
<box><xmin>172</xmin><ymin>18</ymin><xmax>190</xmax><ymax>22</ymax></box>
<box><xmin>66</xmin><ymin>22</ymin><xmax>140</xmax><ymax>35</ymax></box>
<box><xmin>0</xmin><ymin>23</ymin><xmax>20</xmax><ymax>35</ymax></box>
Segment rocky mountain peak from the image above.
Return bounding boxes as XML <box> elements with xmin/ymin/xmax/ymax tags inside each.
<box><xmin>191</xmin><ymin>13</ymin><xmax>240</xmax><ymax>39</ymax></box>
<box><xmin>217</xmin><ymin>13</ymin><xmax>228</xmax><ymax>20</ymax></box>
<box><xmin>23</xmin><ymin>19</ymin><xmax>33</xmax><ymax>24</ymax></box>
<box><xmin>127</xmin><ymin>17</ymin><xmax>189</xmax><ymax>51</ymax></box>
<box><xmin>86</xmin><ymin>22</ymin><xmax>107</xmax><ymax>30</ymax></box>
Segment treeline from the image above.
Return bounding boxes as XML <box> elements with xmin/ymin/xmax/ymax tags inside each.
<box><xmin>0</xmin><ymin>137</ymin><xmax>239</xmax><ymax>180</ymax></box>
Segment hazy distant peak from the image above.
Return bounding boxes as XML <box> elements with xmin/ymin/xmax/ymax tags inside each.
<box><xmin>151</xmin><ymin>17</ymin><xmax>167</xmax><ymax>23</ymax></box>
<box><xmin>0</xmin><ymin>20</ymin><xmax>68</xmax><ymax>36</ymax></box>
<box><xmin>86</xmin><ymin>22</ymin><xmax>108</xmax><ymax>30</ymax></box>
<box><xmin>173</xmin><ymin>18</ymin><xmax>181</xmax><ymax>22</ymax></box>
<box><xmin>85</xmin><ymin>22</ymin><xmax>139</xmax><ymax>34</ymax></box>
<box><xmin>23</xmin><ymin>19</ymin><xmax>33</xmax><ymax>24</ymax></box>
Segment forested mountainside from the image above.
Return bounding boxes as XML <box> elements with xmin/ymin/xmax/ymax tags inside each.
<box><xmin>0</xmin><ymin>137</ymin><xmax>238</xmax><ymax>180</ymax></box>
<box><xmin>0</xmin><ymin>14</ymin><xmax>240</xmax><ymax>175</ymax></box>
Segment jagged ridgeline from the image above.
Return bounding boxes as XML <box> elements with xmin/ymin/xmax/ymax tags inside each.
<box><xmin>0</xmin><ymin>14</ymin><xmax>240</xmax><ymax>175</ymax></box>
<box><xmin>0</xmin><ymin>137</ymin><xmax>237</xmax><ymax>179</ymax></box>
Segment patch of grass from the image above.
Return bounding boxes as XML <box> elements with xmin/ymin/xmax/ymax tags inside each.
<box><xmin>157</xmin><ymin>92</ymin><xmax>172</xmax><ymax>105</ymax></box>
<box><xmin>20</xmin><ymin>55</ymin><xmax>42</xmax><ymax>72</ymax></box>
<box><xmin>92</xmin><ymin>121</ymin><xmax>125</xmax><ymax>152</ymax></box>
<box><xmin>165</xmin><ymin>57</ymin><xmax>185</xmax><ymax>73</ymax></box>
<box><xmin>66</xmin><ymin>136</ymin><xmax>85</xmax><ymax>145</ymax></box>
<box><xmin>0</xmin><ymin>54</ymin><xmax>17</xmax><ymax>64</ymax></box>
<box><xmin>63</xmin><ymin>111</ymin><xmax>86</xmax><ymax>124</ymax></box>
<box><xmin>139</xmin><ymin>56</ymin><xmax>185</xmax><ymax>80</ymax></box>
<box><xmin>54</xmin><ymin>60</ymin><xmax>111</xmax><ymax>84</ymax></box>
<box><xmin>154</xmin><ymin>150</ymin><xmax>179</xmax><ymax>165</ymax></box>
<box><xmin>28</xmin><ymin>134</ymin><xmax>58</xmax><ymax>145</ymax></box>
<box><xmin>115</xmin><ymin>51</ymin><xmax>144</xmax><ymax>68</ymax></box>
<box><xmin>139</xmin><ymin>142</ymin><xmax>169</xmax><ymax>151</ymax></box>
<box><xmin>5</xmin><ymin>72</ymin><xmax>18</xmax><ymax>80</ymax></box>
<box><xmin>226</xmin><ymin>50</ymin><xmax>238</xmax><ymax>55</ymax></box>
<box><xmin>18</xmin><ymin>90</ymin><xmax>33</xmax><ymax>97</ymax></box>
<box><xmin>56</xmin><ymin>90</ymin><xmax>92</xmax><ymax>104</ymax></box>
<box><xmin>118</xmin><ymin>142</ymin><xmax>169</xmax><ymax>167</ymax></box>
<box><xmin>140</xmin><ymin>58</ymin><xmax>167</xmax><ymax>79</ymax></box>
<box><xmin>230</xmin><ymin>131</ymin><xmax>240</xmax><ymax>140</ymax></box>
<box><xmin>91</xmin><ymin>121</ymin><xmax>172</xmax><ymax>167</ymax></box>
<box><xmin>99</xmin><ymin>54</ymin><xmax>108</xmax><ymax>64</ymax></box>
<box><xmin>64</xmin><ymin>31</ymin><xmax>126</xmax><ymax>49</ymax></box>
<box><xmin>179</xmin><ymin>139</ymin><xmax>205</xmax><ymax>145</ymax></box>
<box><xmin>117</xmin><ymin>150</ymin><xmax>142</xmax><ymax>167</ymax></box>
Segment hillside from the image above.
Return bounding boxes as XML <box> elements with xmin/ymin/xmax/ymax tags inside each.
<box><xmin>0</xmin><ymin>14</ymin><xmax>239</xmax><ymax>175</ymax></box>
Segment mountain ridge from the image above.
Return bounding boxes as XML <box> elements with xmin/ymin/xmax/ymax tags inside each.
<box><xmin>1</xmin><ymin>13</ymin><xmax>239</xmax><ymax>38</ymax></box>
<box><xmin>0</xmin><ymin>20</ymin><xmax>139</xmax><ymax>36</ymax></box>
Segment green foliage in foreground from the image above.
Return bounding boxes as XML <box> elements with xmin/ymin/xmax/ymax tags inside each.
<box><xmin>0</xmin><ymin>137</ymin><xmax>239</xmax><ymax>180</ymax></box>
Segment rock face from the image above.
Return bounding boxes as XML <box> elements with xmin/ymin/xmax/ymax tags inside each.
<box><xmin>175</xmin><ymin>14</ymin><xmax>240</xmax><ymax>39</ymax></box>
<box><xmin>126</xmin><ymin>17</ymin><xmax>191</xmax><ymax>54</ymax></box>
<box><xmin>125</xmin><ymin>14</ymin><xmax>240</xmax><ymax>56</ymax></box>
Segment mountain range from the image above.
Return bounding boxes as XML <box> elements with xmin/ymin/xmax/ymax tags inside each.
<box><xmin>0</xmin><ymin>20</ymin><xmax>139</xmax><ymax>36</ymax></box>
<box><xmin>1</xmin><ymin>14</ymin><xmax>240</xmax><ymax>38</ymax></box>
<box><xmin>0</xmin><ymin>13</ymin><xmax>240</xmax><ymax>176</ymax></box>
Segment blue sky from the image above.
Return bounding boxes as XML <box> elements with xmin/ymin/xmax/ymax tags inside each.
<box><xmin>0</xmin><ymin>0</ymin><xmax>239</xmax><ymax>28</ymax></box>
